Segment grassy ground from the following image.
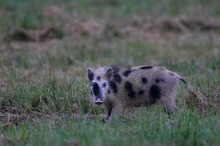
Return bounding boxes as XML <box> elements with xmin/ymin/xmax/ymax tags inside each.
<box><xmin>0</xmin><ymin>0</ymin><xmax>220</xmax><ymax>146</ymax></box>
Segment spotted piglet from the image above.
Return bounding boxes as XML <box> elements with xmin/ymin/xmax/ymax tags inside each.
<box><xmin>87</xmin><ymin>65</ymin><xmax>191</xmax><ymax>121</ymax></box>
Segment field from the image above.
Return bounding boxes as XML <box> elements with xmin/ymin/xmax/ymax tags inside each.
<box><xmin>0</xmin><ymin>0</ymin><xmax>220</xmax><ymax>145</ymax></box>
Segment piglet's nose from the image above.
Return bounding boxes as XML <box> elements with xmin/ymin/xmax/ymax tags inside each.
<box><xmin>95</xmin><ymin>98</ymin><xmax>103</xmax><ymax>105</ymax></box>
<box><xmin>95</xmin><ymin>101</ymin><xmax>103</xmax><ymax>105</ymax></box>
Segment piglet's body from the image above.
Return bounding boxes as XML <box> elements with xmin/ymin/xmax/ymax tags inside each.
<box><xmin>87</xmin><ymin>65</ymin><xmax>190</xmax><ymax>121</ymax></box>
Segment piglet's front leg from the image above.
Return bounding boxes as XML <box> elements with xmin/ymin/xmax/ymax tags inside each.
<box><xmin>106</xmin><ymin>101</ymin><xmax>123</xmax><ymax>122</ymax></box>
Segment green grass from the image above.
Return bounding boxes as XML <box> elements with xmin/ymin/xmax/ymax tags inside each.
<box><xmin>0</xmin><ymin>0</ymin><xmax>220</xmax><ymax>146</ymax></box>
<box><xmin>1</xmin><ymin>110</ymin><xmax>219</xmax><ymax>146</ymax></box>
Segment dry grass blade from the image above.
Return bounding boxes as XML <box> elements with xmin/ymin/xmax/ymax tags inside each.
<box><xmin>186</xmin><ymin>88</ymin><xmax>208</xmax><ymax>113</ymax></box>
<box><xmin>0</xmin><ymin>112</ymin><xmax>29</xmax><ymax>128</ymax></box>
<box><xmin>0</xmin><ymin>108</ymin><xmax>54</xmax><ymax>128</ymax></box>
<box><xmin>31</xmin><ymin>111</ymin><xmax>53</xmax><ymax>119</ymax></box>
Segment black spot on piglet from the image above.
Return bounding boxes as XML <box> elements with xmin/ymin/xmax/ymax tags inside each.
<box><xmin>140</xmin><ymin>66</ymin><xmax>153</xmax><ymax>70</ymax></box>
<box><xmin>109</xmin><ymin>81</ymin><xmax>118</xmax><ymax>94</ymax></box>
<box><xmin>155</xmin><ymin>78</ymin><xmax>160</xmax><ymax>83</ymax></box>
<box><xmin>113</xmin><ymin>73</ymin><xmax>122</xmax><ymax>83</ymax></box>
<box><xmin>141</xmin><ymin>77</ymin><xmax>148</xmax><ymax>84</ymax></box>
<box><xmin>123</xmin><ymin>70</ymin><xmax>132</xmax><ymax>77</ymax></box>
<box><xmin>149</xmin><ymin>85</ymin><xmax>161</xmax><ymax>99</ymax></box>
<box><xmin>97</xmin><ymin>76</ymin><xmax>101</xmax><ymax>80</ymax></box>
<box><xmin>92</xmin><ymin>83</ymin><xmax>100</xmax><ymax>96</ymax></box>
<box><xmin>138</xmin><ymin>90</ymin><xmax>144</xmax><ymax>95</ymax></box>
<box><xmin>124</xmin><ymin>81</ymin><xmax>136</xmax><ymax>98</ymax></box>
<box><xmin>155</xmin><ymin>78</ymin><xmax>165</xmax><ymax>84</ymax></box>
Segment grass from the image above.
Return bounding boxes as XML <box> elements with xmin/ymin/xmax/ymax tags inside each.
<box><xmin>0</xmin><ymin>0</ymin><xmax>220</xmax><ymax>146</ymax></box>
<box><xmin>1</xmin><ymin>109</ymin><xmax>219</xmax><ymax>146</ymax></box>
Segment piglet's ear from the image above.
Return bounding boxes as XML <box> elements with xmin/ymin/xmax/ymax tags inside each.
<box><xmin>87</xmin><ymin>68</ymin><xmax>94</xmax><ymax>81</ymax></box>
<box><xmin>104</xmin><ymin>67</ymin><xmax>113</xmax><ymax>80</ymax></box>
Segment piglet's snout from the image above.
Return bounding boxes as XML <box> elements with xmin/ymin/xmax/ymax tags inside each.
<box><xmin>95</xmin><ymin>98</ymin><xmax>103</xmax><ymax>105</ymax></box>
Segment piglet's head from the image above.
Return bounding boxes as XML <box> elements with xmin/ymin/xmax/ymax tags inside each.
<box><xmin>87</xmin><ymin>67</ymin><xmax>112</xmax><ymax>105</ymax></box>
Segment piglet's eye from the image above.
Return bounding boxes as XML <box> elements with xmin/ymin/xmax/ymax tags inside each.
<box><xmin>102</xmin><ymin>82</ymin><xmax>107</xmax><ymax>87</ymax></box>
